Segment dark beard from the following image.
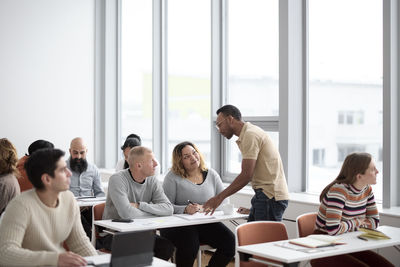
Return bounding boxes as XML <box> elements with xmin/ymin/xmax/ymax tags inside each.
<box><xmin>70</xmin><ymin>157</ymin><xmax>88</xmax><ymax>173</ymax></box>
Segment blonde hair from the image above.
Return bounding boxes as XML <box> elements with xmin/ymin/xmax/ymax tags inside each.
<box><xmin>0</xmin><ymin>138</ymin><xmax>19</xmax><ymax>176</ymax></box>
<box><xmin>171</xmin><ymin>141</ymin><xmax>207</xmax><ymax>178</ymax></box>
<box><xmin>128</xmin><ymin>146</ymin><xmax>151</xmax><ymax>166</ymax></box>
<box><xmin>319</xmin><ymin>152</ymin><xmax>372</xmax><ymax>202</ymax></box>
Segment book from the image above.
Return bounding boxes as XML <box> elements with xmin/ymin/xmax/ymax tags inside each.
<box><xmin>358</xmin><ymin>227</ymin><xmax>391</xmax><ymax>240</ymax></box>
<box><xmin>289</xmin><ymin>234</ymin><xmax>344</xmax><ymax>248</ymax></box>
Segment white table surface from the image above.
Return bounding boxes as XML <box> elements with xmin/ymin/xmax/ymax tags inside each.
<box><xmin>85</xmin><ymin>254</ymin><xmax>175</xmax><ymax>267</ymax></box>
<box><xmin>237</xmin><ymin>225</ymin><xmax>400</xmax><ymax>265</ymax></box>
<box><xmin>94</xmin><ymin>211</ymin><xmax>248</xmax><ymax>232</ymax></box>
<box><xmin>76</xmin><ymin>197</ymin><xmax>106</xmax><ymax>207</ymax></box>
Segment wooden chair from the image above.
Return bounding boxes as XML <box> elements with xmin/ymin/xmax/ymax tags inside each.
<box><xmin>296</xmin><ymin>212</ymin><xmax>318</xmax><ymax>237</ymax></box>
<box><xmin>235</xmin><ymin>221</ymin><xmax>289</xmax><ymax>267</ymax></box>
<box><xmin>92</xmin><ymin>202</ymin><xmax>107</xmax><ymax>250</ymax></box>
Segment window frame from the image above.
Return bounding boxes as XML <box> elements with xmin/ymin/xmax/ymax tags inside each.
<box><xmin>98</xmin><ymin>0</ymin><xmax>400</xmax><ymax>208</ymax></box>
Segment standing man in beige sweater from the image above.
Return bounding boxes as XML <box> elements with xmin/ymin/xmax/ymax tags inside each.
<box><xmin>204</xmin><ymin>105</ymin><xmax>289</xmax><ymax>221</ymax></box>
<box><xmin>0</xmin><ymin>148</ymin><xmax>97</xmax><ymax>266</ymax></box>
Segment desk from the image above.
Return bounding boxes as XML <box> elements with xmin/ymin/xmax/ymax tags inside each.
<box><xmin>237</xmin><ymin>225</ymin><xmax>400</xmax><ymax>267</ymax></box>
<box><xmin>77</xmin><ymin>197</ymin><xmax>106</xmax><ymax>207</ymax></box>
<box><xmin>94</xmin><ymin>211</ymin><xmax>247</xmax><ymax>232</ymax></box>
<box><xmin>85</xmin><ymin>254</ymin><xmax>175</xmax><ymax>267</ymax></box>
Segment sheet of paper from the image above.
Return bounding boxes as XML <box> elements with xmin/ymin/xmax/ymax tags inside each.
<box><xmin>175</xmin><ymin>212</ymin><xmax>216</xmax><ymax>221</ymax></box>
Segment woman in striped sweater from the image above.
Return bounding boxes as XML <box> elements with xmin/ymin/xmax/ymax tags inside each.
<box><xmin>313</xmin><ymin>152</ymin><xmax>393</xmax><ymax>267</ymax></box>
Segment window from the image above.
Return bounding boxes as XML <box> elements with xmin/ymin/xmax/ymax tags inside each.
<box><xmin>167</xmin><ymin>0</ymin><xmax>211</xmax><ymax>166</ymax></box>
<box><xmin>313</xmin><ymin>149</ymin><xmax>325</xmax><ymax>166</ymax></box>
<box><xmin>227</xmin><ymin>0</ymin><xmax>279</xmax><ymax>117</ymax></box>
<box><xmin>338</xmin><ymin>111</ymin><xmax>364</xmax><ymax>125</ymax></box>
<box><xmin>308</xmin><ymin>0</ymin><xmax>382</xmax><ymax>200</ymax></box>
<box><xmin>337</xmin><ymin>144</ymin><xmax>366</xmax><ymax>162</ymax></box>
<box><xmin>224</xmin><ymin>0</ymin><xmax>279</xmax><ymax>178</ymax></box>
<box><xmin>120</xmin><ymin>0</ymin><xmax>153</xmax><ymax>149</ymax></box>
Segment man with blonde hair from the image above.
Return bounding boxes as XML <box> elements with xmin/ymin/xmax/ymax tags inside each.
<box><xmin>103</xmin><ymin>146</ymin><xmax>174</xmax><ymax>260</ymax></box>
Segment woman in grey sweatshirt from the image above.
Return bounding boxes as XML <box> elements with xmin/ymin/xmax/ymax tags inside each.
<box><xmin>161</xmin><ymin>141</ymin><xmax>235</xmax><ymax>267</ymax></box>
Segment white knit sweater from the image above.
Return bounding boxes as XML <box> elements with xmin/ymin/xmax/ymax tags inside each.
<box><xmin>0</xmin><ymin>189</ymin><xmax>97</xmax><ymax>266</ymax></box>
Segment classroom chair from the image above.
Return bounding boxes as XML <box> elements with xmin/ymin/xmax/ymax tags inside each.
<box><xmin>296</xmin><ymin>212</ymin><xmax>318</xmax><ymax>237</ymax></box>
<box><xmin>91</xmin><ymin>202</ymin><xmax>110</xmax><ymax>253</ymax></box>
<box><xmin>235</xmin><ymin>221</ymin><xmax>289</xmax><ymax>267</ymax></box>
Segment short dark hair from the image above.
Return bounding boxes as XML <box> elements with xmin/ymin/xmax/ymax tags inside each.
<box><xmin>24</xmin><ymin>148</ymin><xmax>65</xmax><ymax>190</ymax></box>
<box><xmin>121</xmin><ymin>137</ymin><xmax>141</xmax><ymax>150</ymax></box>
<box><xmin>216</xmin><ymin>105</ymin><xmax>242</xmax><ymax>120</ymax></box>
<box><xmin>27</xmin><ymin>140</ymin><xmax>54</xmax><ymax>156</ymax></box>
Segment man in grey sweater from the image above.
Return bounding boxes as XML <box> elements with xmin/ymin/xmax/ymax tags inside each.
<box><xmin>102</xmin><ymin>146</ymin><xmax>174</xmax><ymax>260</ymax></box>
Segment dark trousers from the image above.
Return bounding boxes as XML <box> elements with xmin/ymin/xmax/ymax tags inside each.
<box><xmin>80</xmin><ymin>207</ymin><xmax>92</xmax><ymax>239</ymax></box>
<box><xmin>248</xmin><ymin>189</ymin><xmax>288</xmax><ymax>222</ymax></box>
<box><xmin>160</xmin><ymin>222</ymin><xmax>235</xmax><ymax>267</ymax></box>
<box><xmin>101</xmin><ymin>233</ymin><xmax>174</xmax><ymax>261</ymax></box>
<box><xmin>311</xmin><ymin>250</ymin><xmax>394</xmax><ymax>267</ymax></box>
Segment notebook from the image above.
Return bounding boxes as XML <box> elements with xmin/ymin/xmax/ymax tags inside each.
<box><xmin>289</xmin><ymin>234</ymin><xmax>344</xmax><ymax>248</ymax></box>
<box><xmin>90</xmin><ymin>230</ymin><xmax>155</xmax><ymax>267</ymax></box>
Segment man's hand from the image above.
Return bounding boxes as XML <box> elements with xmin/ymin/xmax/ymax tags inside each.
<box><xmin>58</xmin><ymin>251</ymin><xmax>87</xmax><ymax>267</ymax></box>
<box><xmin>237</xmin><ymin>207</ymin><xmax>250</xmax><ymax>214</ymax></box>
<box><xmin>203</xmin><ymin>195</ymin><xmax>224</xmax><ymax>215</ymax></box>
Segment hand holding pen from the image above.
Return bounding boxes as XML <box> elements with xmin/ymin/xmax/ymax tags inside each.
<box><xmin>185</xmin><ymin>200</ymin><xmax>203</xmax><ymax>215</ymax></box>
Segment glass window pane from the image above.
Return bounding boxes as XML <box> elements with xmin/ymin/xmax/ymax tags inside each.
<box><xmin>120</xmin><ymin>0</ymin><xmax>153</xmax><ymax>151</ymax></box>
<box><xmin>167</xmin><ymin>0</ymin><xmax>211</xmax><ymax>167</ymax></box>
<box><xmin>308</xmin><ymin>0</ymin><xmax>382</xmax><ymax>201</ymax></box>
<box><xmin>228</xmin><ymin>0</ymin><xmax>279</xmax><ymax>116</ymax></box>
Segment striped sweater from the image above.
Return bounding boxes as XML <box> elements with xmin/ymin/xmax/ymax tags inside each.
<box><xmin>315</xmin><ymin>183</ymin><xmax>379</xmax><ymax>235</ymax></box>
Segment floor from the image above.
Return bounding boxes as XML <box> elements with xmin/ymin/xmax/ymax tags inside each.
<box><xmin>193</xmin><ymin>251</ymin><xmax>235</xmax><ymax>267</ymax></box>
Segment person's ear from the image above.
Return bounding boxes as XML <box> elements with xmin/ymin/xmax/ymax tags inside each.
<box><xmin>41</xmin><ymin>173</ymin><xmax>52</xmax><ymax>188</ymax></box>
<box><xmin>356</xmin><ymin>173</ymin><xmax>362</xmax><ymax>181</ymax></box>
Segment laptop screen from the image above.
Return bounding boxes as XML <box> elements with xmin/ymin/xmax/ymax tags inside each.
<box><xmin>111</xmin><ymin>230</ymin><xmax>155</xmax><ymax>267</ymax></box>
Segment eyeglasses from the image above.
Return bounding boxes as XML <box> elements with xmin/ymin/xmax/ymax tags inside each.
<box><xmin>215</xmin><ymin>118</ymin><xmax>227</xmax><ymax>131</ymax></box>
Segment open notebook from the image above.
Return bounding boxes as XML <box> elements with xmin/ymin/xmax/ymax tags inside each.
<box><xmin>289</xmin><ymin>234</ymin><xmax>344</xmax><ymax>248</ymax></box>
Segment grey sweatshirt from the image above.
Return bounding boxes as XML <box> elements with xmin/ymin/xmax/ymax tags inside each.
<box><xmin>162</xmin><ymin>168</ymin><xmax>227</xmax><ymax>214</ymax></box>
<box><xmin>103</xmin><ymin>169</ymin><xmax>173</xmax><ymax>219</ymax></box>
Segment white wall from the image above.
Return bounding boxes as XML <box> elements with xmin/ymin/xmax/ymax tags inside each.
<box><xmin>0</xmin><ymin>0</ymin><xmax>95</xmax><ymax>160</ymax></box>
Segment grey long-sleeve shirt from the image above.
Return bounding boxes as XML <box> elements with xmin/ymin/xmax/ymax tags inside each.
<box><xmin>162</xmin><ymin>168</ymin><xmax>227</xmax><ymax>214</ymax></box>
<box><xmin>103</xmin><ymin>169</ymin><xmax>173</xmax><ymax>219</ymax></box>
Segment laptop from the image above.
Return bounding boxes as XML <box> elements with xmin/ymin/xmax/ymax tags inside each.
<box><xmin>90</xmin><ymin>230</ymin><xmax>155</xmax><ymax>267</ymax></box>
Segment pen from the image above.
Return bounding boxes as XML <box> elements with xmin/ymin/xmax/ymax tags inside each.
<box><xmin>357</xmin><ymin>236</ymin><xmax>368</xmax><ymax>241</ymax></box>
<box><xmin>187</xmin><ymin>200</ymin><xmax>194</xmax><ymax>205</ymax></box>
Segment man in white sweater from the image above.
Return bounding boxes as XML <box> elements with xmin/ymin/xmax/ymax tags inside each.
<box><xmin>103</xmin><ymin>146</ymin><xmax>174</xmax><ymax>261</ymax></box>
<box><xmin>0</xmin><ymin>148</ymin><xmax>97</xmax><ymax>267</ymax></box>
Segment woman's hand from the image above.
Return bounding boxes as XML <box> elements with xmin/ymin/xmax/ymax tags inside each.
<box><xmin>185</xmin><ymin>203</ymin><xmax>201</xmax><ymax>214</ymax></box>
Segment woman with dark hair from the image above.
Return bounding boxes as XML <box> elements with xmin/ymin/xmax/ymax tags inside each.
<box><xmin>115</xmin><ymin>134</ymin><xmax>160</xmax><ymax>175</ymax></box>
<box><xmin>161</xmin><ymin>141</ymin><xmax>235</xmax><ymax>267</ymax></box>
<box><xmin>16</xmin><ymin>139</ymin><xmax>54</xmax><ymax>192</ymax></box>
<box><xmin>0</xmin><ymin>138</ymin><xmax>20</xmax><ymax>216</ymax></box>
<box><xmin>115</xmin><ymin>137</ymin><xmax>142</xmax><ymax>171</ymax></box>
<box><xmin>312</xmin><ymin>152</ymin><xmax>393</xmax><ymax>267</ymax></box>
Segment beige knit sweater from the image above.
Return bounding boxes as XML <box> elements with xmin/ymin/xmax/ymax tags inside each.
<box><xmin>0</xmin><ymin>189</ymin><xmax>97</xmax><ymax>266</ymax></box>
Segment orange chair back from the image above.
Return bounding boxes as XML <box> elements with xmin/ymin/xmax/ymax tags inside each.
<box><xmin>236</xmin><ymin>221</ymin><xmax>288</xmax><ymax>267</ymax></box>
<box><xmin>296</xmin><ymin>212</ymin><xmax>318</xmax><ymax>237</ymax></box>
<box><xmin>93</xmin><ymin>202</ymin><xmax>106</xmax><ymax>221</ymax></box>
